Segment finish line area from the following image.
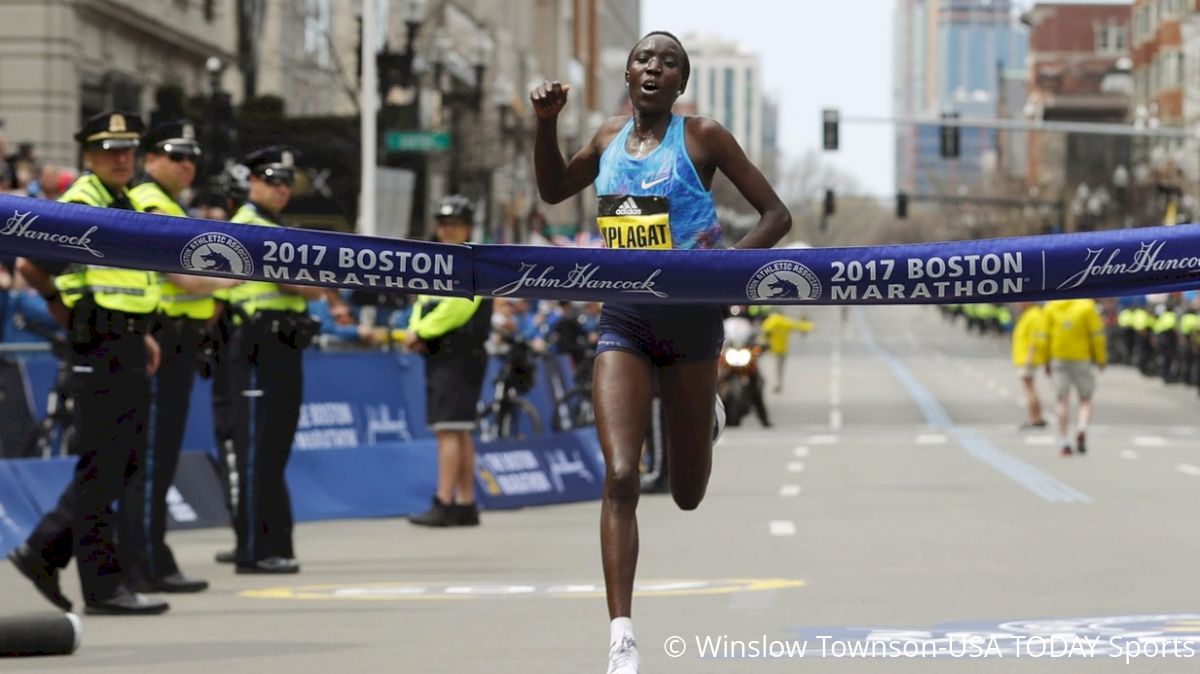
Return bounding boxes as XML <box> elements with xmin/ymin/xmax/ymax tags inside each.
<box><xmin>5</xmin><ymin>194</ymin><xmax>1200</xmax><ymax>305</ymax></box>
<box><xmin>6</xmin><ymin>305</ymin><xmax>1200</xmax><ymax>673</ymax></box>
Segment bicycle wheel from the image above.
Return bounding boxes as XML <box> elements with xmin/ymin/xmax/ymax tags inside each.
<box><xmin>496</xmin><ymin>397</ymin><xmax>543</xmax><ymax>440</ymax></box>
<box><xmin>557</xmin><ymin>386</ymin><xmax>595</xmax><ymax>429</ymax></box>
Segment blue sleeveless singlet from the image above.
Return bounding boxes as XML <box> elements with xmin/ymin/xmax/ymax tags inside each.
<box><xmin>592</xmin><ymin>114</ymin><xmax>725</xmax><ymax>365</ymax></box>
<box><xmin>594</xmin><ymin>115</ymin><xmax>722</xmax><ymax>250</ymax></box>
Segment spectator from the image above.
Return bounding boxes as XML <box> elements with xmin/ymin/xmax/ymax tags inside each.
<box><xmin>0</xmin><ymin>256</ymin><xmax>12</xmax><ymax>342</ymax></box>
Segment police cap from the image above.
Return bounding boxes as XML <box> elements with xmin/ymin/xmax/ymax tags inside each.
<box><xmin>243</xmin><ymin>145</ymin><xmax>298</xmax><ymax>185</ymax></box>
<box><xmin>142</xmin><ymin>120</ymin><xmax>202</xmax><ymax>158</ymax></box>
<box><xmin>75</xmin><ymin>110</ymin><xmax>144</xmax><ymax>150</ymax></box>
<box><xmin>435</xmin><ymin>194</ymin><xmax>473</xmax><ymax>222</ymax></box>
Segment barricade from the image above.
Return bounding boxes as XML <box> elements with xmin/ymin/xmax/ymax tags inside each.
<box><xmin>0</xmin><ymin>346</ymin><xmax>601</xmax><ymax>555</ymax></box>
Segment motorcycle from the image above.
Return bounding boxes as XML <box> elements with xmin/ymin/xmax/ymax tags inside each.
<box><xmin>719</xmin><ymin>314</ymin><xmax>764</xmax><ymax>427</ymax></box>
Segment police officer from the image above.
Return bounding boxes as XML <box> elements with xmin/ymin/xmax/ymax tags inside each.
<box><xmin>119</xmin><ymin>121</ymin><xmax>233</xmax><ymax>593</ymax></box>
<box><xmin>7</xmin><ymin>111</ymin><xmax>169</xmax><ymax>614</ymax></box>
<box><xmin>406</xmin><ymin>195</ymin><xmax>492</xmax><ymax>527</ymax></box>
<box><xmin>221</xmin><ymin>146</ymin><xmax>321</xmax><ymax>573</ymax></box>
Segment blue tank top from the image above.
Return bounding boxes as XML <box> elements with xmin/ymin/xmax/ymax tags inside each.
<box><xmin>594</xmin><ymin>115</ymin><xmax>723</xmax><ymax>250</ymax></box>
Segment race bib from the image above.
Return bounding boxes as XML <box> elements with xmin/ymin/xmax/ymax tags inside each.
<box><xmin>597</xmin><ymin>195</ymin><xmax>672</xmax><ymax>250</ymax></box>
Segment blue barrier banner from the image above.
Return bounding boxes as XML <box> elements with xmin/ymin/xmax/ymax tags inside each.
<box><xmin>289</xmin><ymin>352</ymin><xmax>430</xmax><ymax>450</ymax></box>
<box><xmin>5</xmin><ymin>192</ymin><xmax>1200</xmax><ymax>304</ymax></box>
<box><xmin>471</xmin><ymin>232</ymin><xmax>1200</xmax><ymax>304</ymax></box>
<box><xmin>7</xmin><ymin>457</ymin><xmax>73</xmax><ymax>513</ymax></box>
<box><xmin>474</xmin><ymin>430</ymin><xmax>605</xmax><ymax>510</ymax></box>
<box><xmin>286</xmin><ymin>439</ymin><xmax>439</xmax><ymax>521</ymax></box>
<box><xmin>0</xmin><ymin>461</ymin><xmax>43</xmax><ymax>557</ymax></box>
<box><xmin>0</xmin><ymin>196</ymin><xmax>473</xmax><ymax>297</ymax></box>
<box><xmin>168</xmin><ymin>453</ymin><xmax>231</xmax><ymax>530</ymax></box>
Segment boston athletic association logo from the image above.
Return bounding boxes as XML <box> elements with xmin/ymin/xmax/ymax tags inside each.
<box><xmin>180</xmin><ymin>232</ymin><xmax>254</xmax><ymax>276</ymax></box>
<box><xmin>746</xmin><ymin>260</ymin><xmax>822</xmax><ymax>301</ymax></box>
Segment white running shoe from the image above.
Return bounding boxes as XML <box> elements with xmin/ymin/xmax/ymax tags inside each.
<box><xmin>713</xmin><ymin>395</ymin><xmax>727</xmax><ymax>444</ymax></box>
<box><xmin>607</xmin><ymin>634</ymin><xmax>641</xmax><ymax>674</ymax></box>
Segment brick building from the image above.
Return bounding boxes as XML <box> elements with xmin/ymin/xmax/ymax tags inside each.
<box><xmin>1022</xmin><ymin>3</ymin><xmax>1131</xmax><ymax>231</ymax></box>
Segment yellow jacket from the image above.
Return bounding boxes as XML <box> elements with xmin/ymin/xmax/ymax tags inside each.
<box><xmin>761</xmin><ymin>312</ymin><xmax>813</xmax><ymax>354</ymax></box>
<box><xmin>1044</xmin><ymin>299</ymin><xmax>1107</xmax><ymax>365</ymax></box>
<box><xmin>1011</xmin><ymin>305</ymin><xmax>1048</xmax><ymax>367</ymax></box>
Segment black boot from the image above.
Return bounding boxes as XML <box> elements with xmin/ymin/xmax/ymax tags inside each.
<box><xmin>7</xmin><ymin>544</ymin><xmax>72</xmax><ymax>611</ymax></box>
<box><xmin>408</xmin><ymin>496</ymin><xmax>457</xmax><ymax>527</ymax></box>
<box><xmin>453</xmin><ymin>502</ymin><xmax>481</xmax><ymax>526</ymax></box>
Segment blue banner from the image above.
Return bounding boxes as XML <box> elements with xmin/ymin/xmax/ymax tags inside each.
<box><xmin>471</xmin><ymin>234</ymin><xmax>1200</xmax><ymax>304</ymax></box>
<box><xmin>0</xmin><ymin>461</ymin><xmax>43</xmax><ymax>557</ymax></box>
<box><xmin>474</xmin><ymin>430</ymin><xmax>605</xmax><ymax>510</ymax></box>
<box><xmin>0</xmin><ymin>196</ymin><xmax>473</xmax><ymax>297</ymax></box>
<box><xmin>286</xmin><ymin>440</ymin><xmax>439</xmax><ymax>522</ymax></box>
<box><xmin>4</xmin><ymin>193</ymin><xmax>1200</xmax><ymax>304</ymax></box>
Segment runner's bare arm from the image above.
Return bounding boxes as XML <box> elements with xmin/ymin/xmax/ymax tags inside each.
<box><xmin>686</xmin><ymin>117</ymin><xmax>791</xmax><ymax>250</ymax></box>
<box><xmin>532</xmin><ymin>81</ymin><xmax>624</xmax><ymax>204</ymax></box>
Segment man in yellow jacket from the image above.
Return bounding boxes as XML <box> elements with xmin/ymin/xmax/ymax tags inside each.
<box><xmin>1044</xmin><ymin>298</ymin><xmax>1107</xmax><ymax>456</ymax></box>
<box><xmin>1010</xmin><ymin>302</ymin><xmax>1048</xmax><ymax>429</ymax></box>
<box><xmin>760</xmin><ymin>310</ymin><xmax>812</xmax><ymax>393</ymax></box>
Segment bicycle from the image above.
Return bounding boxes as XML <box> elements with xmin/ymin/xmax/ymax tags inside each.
<box><xmin>476</xmin><ymin>336</ymin><xmax>543</xmax><ymax>441</ymax></box>
<box><xmin>549</xmin><ymin>346</ymin><xmax>596</xmax><ymax>431</ymax></box>
<box><xmin>14</xmin><ymin>316</ymin><xmax>77</xmax><ymax>458</ymax></box>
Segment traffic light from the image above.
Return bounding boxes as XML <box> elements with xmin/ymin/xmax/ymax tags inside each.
<box><xmin>939</xmin><ymin>112</ymin><xmax>960</xmax><ymax>159</ymax></box>
<box><xmin>822</xmin><ymin>109</ymin><xmax>839</xmax><ymax>151</ymax></box>
<box><xmin>823</xmin><ymin>189</ymin><xmax>836</xmax><ymax>216</ymax></box>
<box><xmin>896</xmin><ymin>192</ymin><xmax>908</xmax><ymax>219</ymax></box>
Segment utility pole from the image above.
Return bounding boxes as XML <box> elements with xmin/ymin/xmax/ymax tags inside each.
<box><xmin>358</xmin><ymin>0</ymin><xmax>379</xmax><ymax>236</ymax></box>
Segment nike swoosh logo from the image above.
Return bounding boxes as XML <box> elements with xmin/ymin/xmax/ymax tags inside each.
<box><xmin>640</xmin><ymin>176</ymin><xmax>669</xmax><ymax>189</ymax></box>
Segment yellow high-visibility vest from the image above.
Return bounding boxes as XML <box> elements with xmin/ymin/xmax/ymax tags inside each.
<box><xmin>56</xmin><ymin>174</ymin><xmax>159</xmax><ymax>314</ymax></box>
<box><xmin>131</xmin><ymin>180</ymin><xmax>216</xmax><ymax>320</ymax></box>
<box><xmin>226</xmin><ymin>203</ymin><xmax>306</xmax><ymax>315</ymax></box>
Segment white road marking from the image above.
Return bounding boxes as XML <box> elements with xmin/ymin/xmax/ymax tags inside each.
<box><xmin>985</xmin><ymin>379</ymin><xmax>998</xmax><ymax>391</ymax></box>
<box><xmin>793</xmin><ymin>446</ymin><xmax>810</xmax><ymax>457</ymax></box>
<box><xmin>996</xmin><ymin>387</ymin><xmax>1010</xmax><ymax>398</ymax></box>
<box><xmin>1024</xmin><ymin>435</ymin><xmax>1055</xmax><ymax>446</ymax></box>
<box><xmin>807</xmin><ymin>435</ymin><xmax>839</xmax><ymax>445</ymax></box>
<box><xmin>779</xmin><ymin>485</ymin><xmax>802</xmax><ymax>497</ymax></box>
<box><xmin>1177</xmin><ymin>464</ymin><xmax>1200</xmax><ymax>477</ymax></box>
<box><xmin>916</xmin><ymin>434</ymin><xmax>948</xmax><ymax>445</ymax></box>
<box><xmin>1134</xmin><ymin>436</ymin><xmax>1167</xmax><ymax>447</ymax></box>
<box><xmin>769</xmin><ymin>521</ymin><xmax>796</xmax><ymax>536</ymax></box>
<box><xmin>787</xmin><ymin>462</ymin><xmax>806</xmax><ymax>473</ymax></box>
<box><xmin>829</xmin><ymin>409</ymin><xmax>843</xmax><ymax>430</ymax></box>
<box><xmin>1119</xmin><ymin>450</ymin><xmax>1139</xmax><ymax>461</ymax></box>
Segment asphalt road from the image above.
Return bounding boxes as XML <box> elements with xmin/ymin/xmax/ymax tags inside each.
<box><xmin>5</xmin><ymin>304</ymin><xmax>1200</xmax><ymax>673</ymax></box>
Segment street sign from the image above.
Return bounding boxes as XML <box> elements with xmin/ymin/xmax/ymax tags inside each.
<box><xmin>385</xmin><ymin>130</ymin><xmax>450</xmax><ymax>153</ymax></box>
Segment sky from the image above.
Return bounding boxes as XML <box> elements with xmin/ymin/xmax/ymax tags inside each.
<box><xmin>641</xmin><ymin>0</ymin><xmax>1132</xmax><ymax>198</ymax></box>
<box><xmin>643</xmin><ymin>0</ymin><xmax>898</xmax><ymax>196</ymax></box>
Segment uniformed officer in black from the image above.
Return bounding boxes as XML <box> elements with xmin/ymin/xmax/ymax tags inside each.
<box><xmin>7</xmin><ymin>111</ymin><xmax>170</xmax><ymax>615</ymax></box>
<box><xmin>221</xmin><ymin>146</ymin><xmax>321</xmax><ymax>574</ymax></box>
<box><xmin>119</xmin><ymin>121</ymin><xmax>233</xmax><ymax>594</ymax></box>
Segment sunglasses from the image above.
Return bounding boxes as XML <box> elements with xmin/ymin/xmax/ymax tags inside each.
<box><xmin>264</xmin><ymin>175</ymin><xmax>294</xmax><ymax>188</ymax></box>
<box><xmin>167</xmin><ymin>151</ymin><xmax>198</xmax><ymax>163</ymax></box>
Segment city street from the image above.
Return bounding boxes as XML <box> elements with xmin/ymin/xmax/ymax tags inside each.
<box><xmin>5</xmin><ymin>304</ymin><xmax>1200</xmax><ymax>673</ymax></box>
